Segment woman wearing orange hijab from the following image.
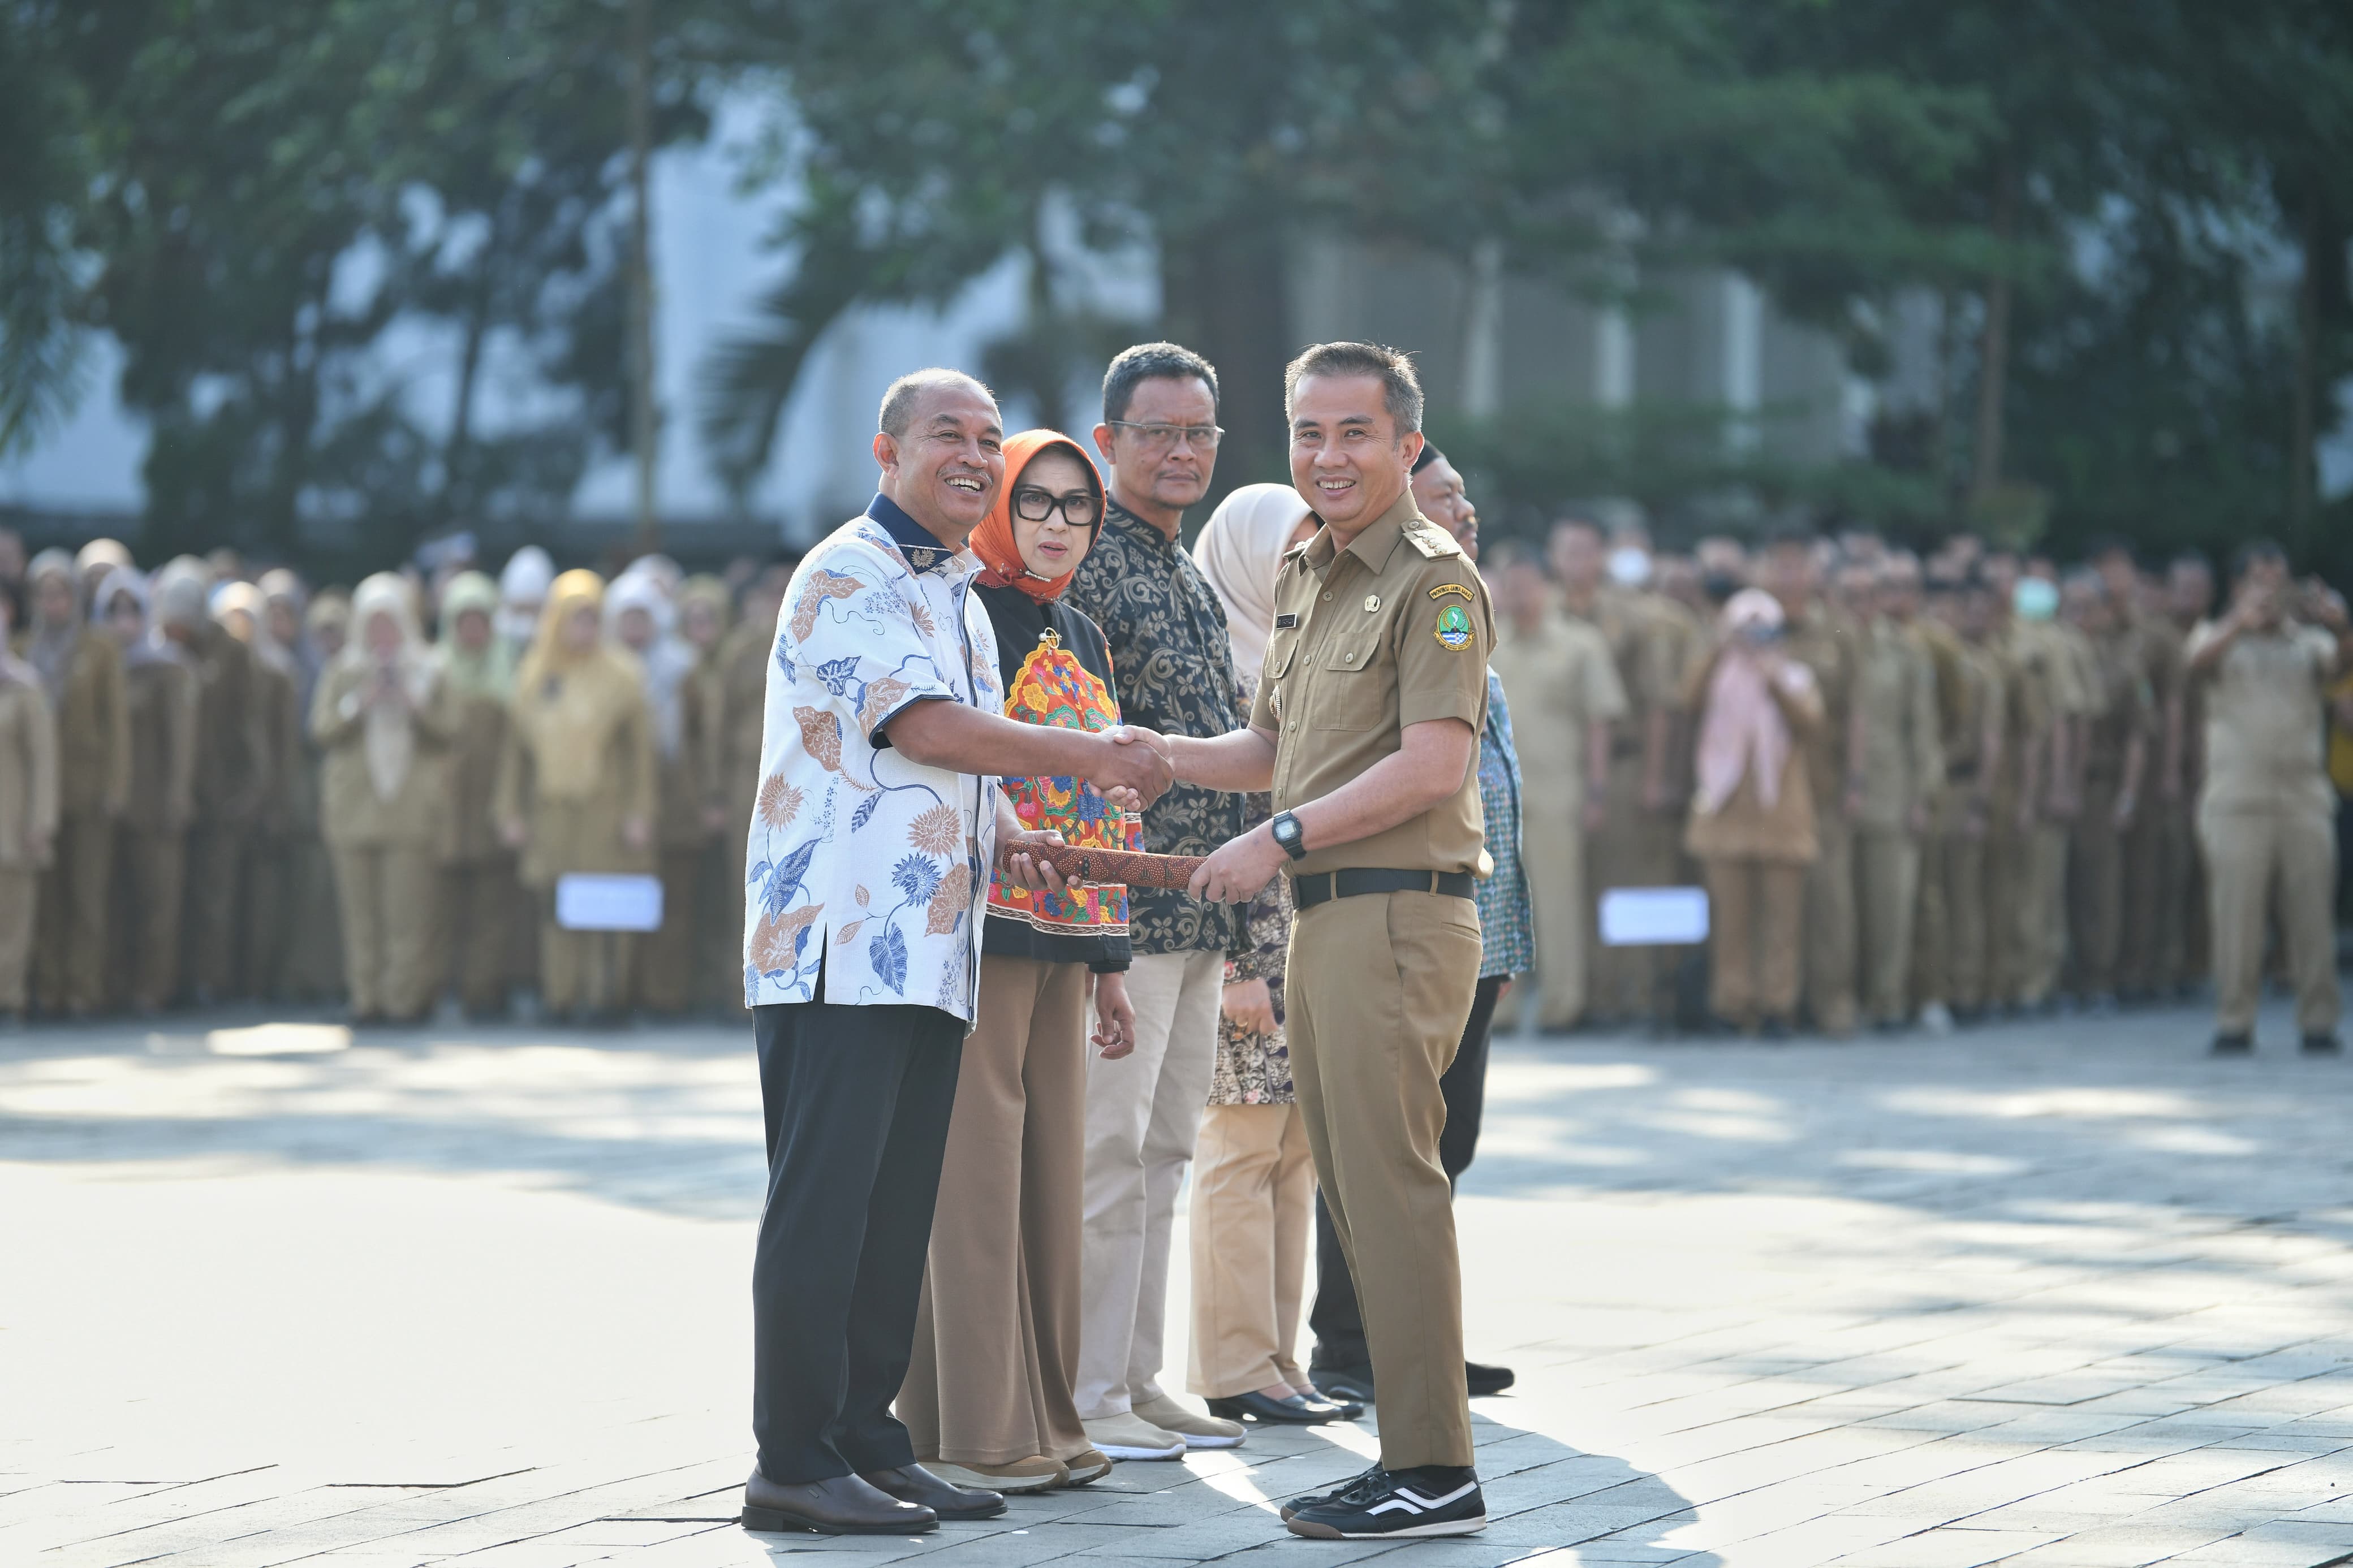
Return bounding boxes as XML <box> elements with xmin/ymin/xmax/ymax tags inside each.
<box><xmin>898</xmin><ymin>431</ymin><xmax>1136</xmax><ymax>1493</ymax></box>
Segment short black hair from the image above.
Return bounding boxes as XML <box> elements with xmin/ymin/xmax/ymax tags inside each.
<box><xmin>2231</xmin><ymin>538</ymin><xmax>2287</xmax><ymax>582</ymax></box>
<box><xmin>879</xmin><ymin>368</ymin><xmax>995</xmax><ymax>439</ymax></box>
<box><xmin>1283</xmin><ymin>341</ymin><xmax>1423</xmax><ymax>435</ymax></box>
<box><xmin>1101</xmin><ymin>342</ymin><xmax>1218</xmax><ymax>426</ymax></box>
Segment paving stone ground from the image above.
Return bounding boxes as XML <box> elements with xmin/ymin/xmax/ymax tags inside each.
<box><xmin>6</xmin><ymin>993</ymin><xmax>2353</xmax><ymax>1568</ymax></box>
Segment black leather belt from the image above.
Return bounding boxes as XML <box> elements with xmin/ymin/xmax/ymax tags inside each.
<box><xmin>1291</xmin><ymin>868</ymin><xmax>1475</xmax><ymax>909</ymax></box>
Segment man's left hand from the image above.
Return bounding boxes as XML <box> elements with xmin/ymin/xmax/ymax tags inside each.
<box><xmin>1188</xmin><ymin>823</ymin><xmax>1285</xmax><ymax>905</ymax></box>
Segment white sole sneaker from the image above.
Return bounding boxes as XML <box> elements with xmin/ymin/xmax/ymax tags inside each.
<box><xmin>1288</xmin><ymin>1513</ymin><xmax>1488</xmax><ymax>1540</ymax></box>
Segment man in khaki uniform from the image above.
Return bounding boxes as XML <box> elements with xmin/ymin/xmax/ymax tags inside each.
<box><xmin>1488</xmin><ymin>542</ymin><xmax>1625</xmax><ymax>1030</ymax></box>
<box><xmin>2091</xmin><ymin>542</ymin><xmax>2187</xmax><ymax>1000</ymax></box>
<box><xmin>1174</xmin><ymin>343</ymin><xmax>1491</xmax><ymax>1540</ymax></box>
<box><xmin>1757</xmin><ymin>528</ymin><xmax>1861</xmax><ymax>1035</ymax></box>
<box><xmin>1849</xmin><ymin>556</ymin><xmax>1942</xmax><ymax>1029</ymax></box>
<box><xmin>154</xmin><ymin>558</ymin><xmax>269</xmax><ymax>1005</ymax></box>
<box><xmin>1980</xmin><ymin>555</ymin><xmax>2054</xmax><ymax>1010</ymax></box>
<box><xmin>2186</xmin><ymin>547</ymin><xmax>2348</xmax><ymax>1053</ymax></box>
<box><xmin>20</xmin><ymin>551</ymin><xmax>128</xmax><ymax>1017</ymax></box>
<box><xmin>2003</xmin><ymin>571</ymin><xmax>2088</xmax><ymax>1009</ymax></box>
<box><xmin>2165</xmin><ymin>555</ymin><xmax>2216</xmax><ymax>988</ymax></box>
<box><xmin>2061</xmin><ymin>572</ymin><xmax>2151</xmax><ymax>1007</ymax></box>
<box><xmin>1552</xmin><ymin>518</ymin><xmax>1684</xmax><ymax>1027</ymax></box>
<box><xmin>0</xmin><ymin>600</ymin><xmax>59</xmax><ymax>1026</ymax></box>
<box><xmin>1916</xmin><ymin>576</ymin><xmax>2007</xmax><ymax>1020</ymax></box>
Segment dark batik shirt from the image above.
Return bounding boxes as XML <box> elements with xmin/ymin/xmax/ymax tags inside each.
<box><xmin>1064</xmin><ymin>498</ymin><xmax>1247</xmax><ymax>954</ymax></box>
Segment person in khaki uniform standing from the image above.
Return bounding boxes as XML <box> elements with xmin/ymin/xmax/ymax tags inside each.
<box><xmin>2003</xmin><ymin>573</ymin><xmax>2087</xmax><ymax>1009</ymax></box>
<box><xmin>494</xmin><ymin>569</ymin><xmax>657</xmax><ymax>1022</ymax></box>
<box><xmin>153</xmin><ymin>557</ymin><xmax>269</xmax><ymax>1005</ymax></box>
<box><xmin>1756</xmin><ymin>528</ymin><xmax>1862</xmax><ymax>1035</ymax></box>
<box><xmin>314</xmin><ymin>574</ymin><xmax>458</xmax><ymax>1025</ymax></box>
<box><xmin>1849</xmin><ymin>558</ymin><xmax>1942</xmax><ymax>1030</ymax></box>
<box><xmin>679</xmin><ymin>575</ymin><xmax>738</xmax><ymax>1014</ymax></box>
<box><xmin>1915</xmin><ymin>576</ymin><xmax>2007</xmax><ymax>1022</ymax></box>
<box><xmin>2061</xmin><ymin>572</ymin><xmax>2151</xmax><ymax>1008</ymax></box>
<box><xmin>0</xmin><ymin>599</ymin><xmax>58</xmax><ymax>1027</ymax></box>
<box><xmin>2186</xmin><ymin>546</ymin><xmax>2348</xmax><ymax>1054</ymax></box>
<box><xmin>2092</xmin><ymin>541</ymin><xmax>2187</xmax><ymax>1002</ymax></box>
<box><xmin>20</xmin><ymin>550</ymin><xmax>128</xmax><ymax>1017</ymax></box>
<box><xmin>1555</xmin><ymin>519</ymin><xmax>1686</xmax><ymax>1029</ymax></box>
<box><xmin>93</xmin><ymin>571</ymin><xmax>197</xmax><ymax>1014</ymax></box>
<box><xmin>213</xmin><ymin>580</ymin><xmax>304</xmax><ymax>1001</ymax></box>
<box><xmin>2163</xmin><ymin>554</ymin><xmax>2216</xmax><ymax>990</ymax></box>
<box><xmin>1487</xmin><ymin>541</ymin><xmax>1625</xmax><ymax>1031</ymax></box>
<box><xmin>435</xmin><ymin>571</ymin><xmax>521</xmax><ymax>1019</ymax></box>
<box><xmin>1167</xmin><ymin>343</ymin><xmax>1491</xmax><ymax>1541</ymax></box>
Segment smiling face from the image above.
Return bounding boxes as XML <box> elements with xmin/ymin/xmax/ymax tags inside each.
<box><xmin>1008</xmin><ymin>448</ymin><xmax>1100</xmax><ymax>582</ymax></box>
<box><xmin>1288</xmin><ymin>373</ymin><xmax>1419</xmax><ymax>537</ymax></box>
<box><xmin>874</xmin><ymin>380</ymin><xmax>1004</xmax><ymax>547</ymax></box>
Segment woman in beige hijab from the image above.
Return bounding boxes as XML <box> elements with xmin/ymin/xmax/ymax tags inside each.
<box><xmin>494</xmin><ymin>569</ymin><xmax>656</xmax><ymax>1022</ymax></box>
<box><xmin>312</xmin><ymin>573</ymin><xmax>457</xmax><ymax>1024</ymax></box>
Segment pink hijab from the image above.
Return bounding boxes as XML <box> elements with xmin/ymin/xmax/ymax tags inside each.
<box><xmin>1693</xmin><ymin>589</ymin><xmax>1813</xmax><ymax>815</ymax></box>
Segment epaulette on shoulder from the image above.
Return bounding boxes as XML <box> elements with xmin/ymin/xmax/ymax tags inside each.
<box><xmin>1403</xmin><ymin>522</ymin><xmax>1461</xmax><ymax>560</ymax></box>
<box><xmin>1281</xmin><ymin>541</ymin><xmax>1312</xmax><ymax>564</ymax></box>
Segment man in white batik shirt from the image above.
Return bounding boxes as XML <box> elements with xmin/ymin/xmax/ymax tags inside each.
<box><xmin>737</xmin><ymin>370</ymin><xmax>1173</xmax><ymax>1539</ymax></box>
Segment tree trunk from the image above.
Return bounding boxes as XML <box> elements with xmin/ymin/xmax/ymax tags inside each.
<box><xmin>1970</xmin><ymin>163</ymin><xmax>2016</xmax><ymax>502</ymax></box>
<box><xmin>625</xmin><ymin>0</ymin><xmax>659</xmax><ymax>552</ymax></box>
<box><xmin>1158</xmin><ymin>220</ymin><xmax>1291</xmax><ymax>527</ymax></box>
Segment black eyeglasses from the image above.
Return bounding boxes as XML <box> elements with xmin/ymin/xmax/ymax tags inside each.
<box><xmin>1013</xmin><ymin>486</ymin><xmax>1102</xmax><ymax>528</ymax></box>
<box><xmin>1106</xmin><ymin>421</ymin><xmax>1225</xmax><ymax>453</ymax></box>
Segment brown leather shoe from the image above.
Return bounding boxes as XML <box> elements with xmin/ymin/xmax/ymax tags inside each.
<box><xmin>741</xmin><ymin>1469</ymin><xmax>936</xmax><ymax>1535</ymax></box>
<box><xmin>860</xmin><ymin>1463</ymin><xmax>1007</xmax><ymax>1519</ymax></box>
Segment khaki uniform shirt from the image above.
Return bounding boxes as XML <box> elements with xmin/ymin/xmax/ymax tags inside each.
<box><xmin>1579</xmin><ymin>588</ymin><xmax>1686</xmax><ymax>766</ymax></box>
<box><xmin>2186</xmin><ymin>620</ymin><xmax>2338</xmax><ymax>818</ymax></box>
<box><xmin>1488</xmin><ymin>611</ymin><xmax>1627</xmax><ymax>811</ymax></box>
<box><xmin>1854</xmin><ymin>617</ymin><xmax>1944</xmax><ymax>832</ymax></box>
<box><xmin>0</xmin><ymin>677</ymin><xmax>58</xmax><ymax>868</ymax></box>
<box><xmin>1248</xmin><ymin>491</ymin><xmax>1494</xmax><ymax>878</ymax></box>
<box><xmin>1778</xmin><ymin>604</ymin><xmax>1855</xmax><ymax>810</ymax></box>
<box><xmin>2081</xmin><ymin>625</ymin><xmax>2154</xmax><ymax>785</ymax></box>
<box><xmin>14</xmin><ymin>628</ymin><xmax>128</xmax><ymax>817</ymax></box>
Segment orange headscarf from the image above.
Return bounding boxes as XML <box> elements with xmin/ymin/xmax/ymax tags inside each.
<box><xmin>970</xmin><ymin>430</ymin><xmax>1104</xmax><ymax>603</ymax></box>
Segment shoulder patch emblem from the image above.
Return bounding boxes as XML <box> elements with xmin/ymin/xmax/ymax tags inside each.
<box><xmin>1434</xmin><ymin>602</ymin><xmax>1475</xmax><ymax>651</ymax></box>
<box><xmin>1404</xmin><ymin>524</ymin><xmax>1460</xmax><ymax>559</ymax></box>
<box><xmin>1428</xmin><ymin>583</ymin><xmax>1475</xmax><ymax>603</ymax></box>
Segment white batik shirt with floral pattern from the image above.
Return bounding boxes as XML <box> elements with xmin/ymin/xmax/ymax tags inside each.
<box><xmin>742</xmin><ymin>493</ymin><xmax>1003</xmax><ymax>1020</ymax></box>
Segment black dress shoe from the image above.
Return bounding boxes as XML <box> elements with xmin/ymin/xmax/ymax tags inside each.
<box><xmin>1466</xmin><ymin>1360</ymin><xmax>1515</xmax><ymax>1397</ymax></box>
<box><xmin>1313</xmin><ymin>1363</ymin><xmax>1376</xmax><ymax>1403</ymax></box>
<box><xmin>2210</xmin><ymin>1032</ymin><xmax>2255</xmax><ymax>1056</ymax></box>
<box><xmin>2304</xmin><ymin>1033</ymin><xmax>2343</xmax><ymax>1054</ymax></box>
<box><xmin>859</xmin><ymin>1464</ymin><xmax>1006</xmax><ymax>1520</ymax></box>
<box><xmin>742</xmin><ymin>1470</ymin><xmax>936</xmax><ymax>1535</ymax></box>
<box><xmin>1296</xmin><ymin>1383</ymin><xmax>1365</xmax><ymax>1420</ymax></box>
<box><xmin>1206</xmin><ymin>1390</ymin><xmax>1345</xmax><ymax>1426</ymax></box>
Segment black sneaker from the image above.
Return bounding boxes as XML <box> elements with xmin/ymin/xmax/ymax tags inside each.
<box><xmin>2210</xmin><ymin>1032</ymin><xmax>2254</xmax><ymax>1056</ymax></box>
<box><xmin>1278</xmin><ymin>1462</ymin><xmax>1380</xmax><ymax>1522</ymax></box>
<box><xmin>1285</xmin><ymin>1465</ymin><xmax>1485</xmax><ymax>1539</ymax></box>
<box><xmin>2303</xmin><ymin>1033</ymin><xmax>2342</xmax><ymax>1055</ymax></box>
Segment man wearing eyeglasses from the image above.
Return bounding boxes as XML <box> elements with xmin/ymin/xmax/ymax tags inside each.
<box><xmin>1060</xmin><ymin>342</ymin><xmax>1253</xmax><ymax>1461</ymax></box>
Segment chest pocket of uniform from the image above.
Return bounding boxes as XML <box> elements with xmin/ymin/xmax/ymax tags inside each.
<box><xmin>1312</xmin><ymin>634</ymin><xmax>1391</xmax><ymax>731</ymax></box>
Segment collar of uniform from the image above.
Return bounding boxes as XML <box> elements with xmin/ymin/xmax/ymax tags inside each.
<box><xmin>1302</xmin><ymin>487</ymin><xmax>1417</xmax><ymax>576</ymax></box>
<box><xmin>866</xmin><ymin>491</ymin><xmax>962</xmax><ymax>576</ymax></box>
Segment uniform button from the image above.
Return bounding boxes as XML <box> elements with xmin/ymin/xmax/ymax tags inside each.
<box><xmin>1322</xmin><ymin>591</ymin><xmax>1333</xmax><ymax>602</ymax></box>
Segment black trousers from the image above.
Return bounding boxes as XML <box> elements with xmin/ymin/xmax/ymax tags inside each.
<box><xmin>752</xmin><ymin>999</ymin><xmax>963</xmax><ymax>1483</ymax></box>
<box><xmin>1308</xmin><ymin>971</ymin><xmax>1502</xmax><ymax>1370</ymax></box>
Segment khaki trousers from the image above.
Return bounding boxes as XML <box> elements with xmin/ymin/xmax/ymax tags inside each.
<box><xmin>1519</xmin><ymin>797</ymin><xmax>1589</xmax><ymax>1029</ymax></box>
<box><xmin>182</xmin><ymin>823</ymin><xmax>250</xmax><ymax>1000</ymax></box>
<box><xmin>109</xmin><ymin>827</ymin><xmax>186</xmax><ymax>1013</ymax></box>
<box><xmin>1076</xmin><ymin>947</ymin><xmax>1221</xmax><ymax>1419</ymax></box>
<box><xmin>2022</xmin><ymin>822</ymin><xmax>2070</xmax><ymax>1005</ymax></box>
<box><xmin>630</xmin><ymin>846</ymin><xmax>703</xmax><ymax>1013</ymax></box>
<box><xmin>1287</xmin><ymin>888</ymin><xmax>1476</xmax><ymax>1470</ymax></box>
<box><xmin>1187</xmin><ymin>1102</ymin><xmax>1313</xmax><ymax>1400</ymax></box>
<box><xmin>0</xmin><ymin>867</ymin><xmax>34</xmax><ymax>1011</ymax></box>
<box><xmin>1803</xmin><ymin>811</ymin><xmax>1858</xmax><ymax>1034</ymax></box>
<box><xmin>541</xmin><ymin>921</ymin><xmax>635</xmax><ymax>1016</ymax></box>
<box><xmin>2117</xmin><ymin>802</ymin><xmax>2166</xmax><ymax>997</ymax></box>
<box><xmin>1929</xmin><ymin>830</ymin><xmax>1989</xmax><ymax>1011</ymax></box>
<box><xmin>331</xmin><ymin>845</ymin><xmax>439</xmax><ymax>1020</ymax></box>
<box><xmin>901</xmin><ymin>956</ymin><xmax>1092</xmax><ymax>1466</ymax></box>
<box><xmin>34</xmin><ymin>813</ymin><xmax>113</xmax><ymax>1013</ymax></box>
<box><xmin>2066</xmin><ymin>781</ymin><xmax>2123</xmax><ymax>998</ymax></box>
<box><xmin>2200</xmin><ymin>807</ymin><xmax>2341</xmax><ymax>1037</ymax></box>
<box><xmin>1985</xmin><ymin>818</ymin><xmax>2031</xmax><ymax>1007</ymax></box>
<box><xmin>1701</xmin><ymin>857</ymin><xmax>1805</xmax><ymax>1026</ymax></box>
<box><xmin>441</xmin><ymin>858</ymin><xmax>521</xmax><ymax>1015</ymax></box>
<box><xmin>1856</xmin><ymin>830</ymin><xmax>1921</xmax><ymax>1026</ymax></box>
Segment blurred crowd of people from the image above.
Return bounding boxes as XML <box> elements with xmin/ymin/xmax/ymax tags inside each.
<box><xmin>1488</xmin><ymin>520</ymin><xmax>2353</xmax><ymax>1049</ymax></box>
<box><xmin>0</xmin><ymin>526</ymin><xmax>796</xmax><ymax>1028</ymax></box>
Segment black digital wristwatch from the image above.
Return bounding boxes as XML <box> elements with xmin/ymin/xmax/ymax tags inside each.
<box><xmin>1269</xmin><ymin>810</ymin><xmax>1308</xmax><ymax>861</ymax></box>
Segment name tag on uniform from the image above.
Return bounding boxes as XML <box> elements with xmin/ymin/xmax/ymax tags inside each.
<box><xmin>1275</xmin><ymin>613</ymin><xmax>1298</xmax><ymax>629</ymax></box>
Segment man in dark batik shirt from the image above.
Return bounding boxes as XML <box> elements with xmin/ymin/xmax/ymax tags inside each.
<box><xmin>1059</xmin><ymin>343</ymin><xmax>1251</xmax><ymax>1461</ymax></box>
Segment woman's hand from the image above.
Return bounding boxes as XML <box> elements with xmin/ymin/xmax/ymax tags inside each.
<box><xmin>1093</xmin><ymin>971</ymin><xmax>1136</xmax><ymax>1060</ymax></box>
<box><xmin>1221</xmin><ymin>977</ymin><xmax>1277</xmax><ymax>1036</ymax></box>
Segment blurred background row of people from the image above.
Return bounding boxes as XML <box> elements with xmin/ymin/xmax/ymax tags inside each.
<box><xmin>0</xmin><ymin>531</ymin><xmax>795</xmax><ymax>1028</ymax></box>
